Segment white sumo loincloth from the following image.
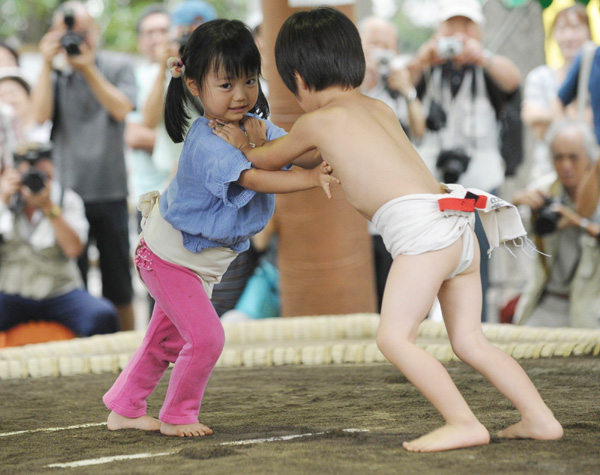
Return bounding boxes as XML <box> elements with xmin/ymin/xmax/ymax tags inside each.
<box><xmin>371</xmin><ymin>184</ymin><xmax>531</xmax><ymax>279</ymax></box>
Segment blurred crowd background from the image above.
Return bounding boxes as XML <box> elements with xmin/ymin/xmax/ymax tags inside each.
<box><xmin>1</xmin><ymin>0</ymin><xmax>600</xmax><ymax>348</ymax></box>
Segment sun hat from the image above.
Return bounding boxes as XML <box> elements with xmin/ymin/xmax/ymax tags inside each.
<box><xmin>171</xmin><ymin>1</ymin><xmax>217</xmax><ymax>27</ymax></box>
<box><xmin>438</xmin><ymin>0</ymin><xmax>485</xmax><ymax>26</ymax></box>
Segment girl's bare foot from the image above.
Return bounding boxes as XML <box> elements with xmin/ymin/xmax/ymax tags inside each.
<box><xmin>403</xmin><ymin>421</ymin><xmax>490</xmax><ymax>453</ymax></box>
<box><xmin>107</xmin><ymin>411</ymin><xmax>161</xmax><ymax>431</ymax></box>
<box><xmin>498</xmin><ymin>414</ymin><xmax>563</xmax><ymax>440</ymax></box>
<box><xmin>160</xmin><ymin>421</ymin><xmax>213</xmax><ymax>437</ymax></box>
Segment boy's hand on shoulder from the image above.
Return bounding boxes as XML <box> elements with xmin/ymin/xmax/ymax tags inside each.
<box><xmin>211</xmin><ymin>120</ymin><xmax>252</xmax><ymax>152</ymax></box>
<box><xmin>313</xmin><ymin>160</ymin><xmax>340</xmax><ymax>199</ymax></box>
<box><xmin>242</xmin><ymin>116</ymin><xmax>267</xmax><ymax>148</ymax></box>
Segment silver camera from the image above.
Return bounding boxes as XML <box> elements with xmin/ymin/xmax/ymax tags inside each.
<box><xmin>437</xmin><ymin>36</ymin><xmax>463</xmax><ymax>59</ymax></box>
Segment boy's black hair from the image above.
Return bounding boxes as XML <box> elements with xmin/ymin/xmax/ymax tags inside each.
<box><xmin>275</xmin><ymin>7</ymin><xmax>365</xmax><ymax>96</ymax></box>
<box><xmin>165</xmin><ymin>19</ymin><xmax>269</xmax><ymax>143</ymax></box>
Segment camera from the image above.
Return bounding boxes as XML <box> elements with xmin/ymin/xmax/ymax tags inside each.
<box><xmin>13</xmin><ymin>143</ymin><xmax>52</xmax><ymax>194</ymax></box>
<box><xmin>436</xmin><ymin>148</ymin><xmax>471</xmax><ymax>184</ymax></box>
<box><xmin>437</xmin><ymin>36</ymin><xmax>463</xmax><ymax>60</ymax></box>
<box><xmin>372</xmin><ymin>49</ymin><xmax>410</xmax><ymax>100</ymax></box>
<box><xmin>533</xmin><ymin>198</ymin><xmax>562</xmax><ymax>236</ymax></box>
<box><xmin>60</xmin><ymin>8</ymin><xmax>84</xmax><ymax>56</ymax></box>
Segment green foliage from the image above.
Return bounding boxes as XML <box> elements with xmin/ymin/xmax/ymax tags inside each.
<box><xmin>0</xmin><ymin>0</ymin><xmax>247</xmax><ymax>52</ymax></box>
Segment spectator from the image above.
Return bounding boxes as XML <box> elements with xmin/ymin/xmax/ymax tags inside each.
<box><xmin>359</xmin><ymin>16</ymin><xmax>426</xmax><ymax>310</ymax></box>
<box><xmin>0</xmin><ymin>102</ymin><xmax>22</xmax><ymax>169</ymax></box>
<box><xmin>0</xmin><ymin>143</ymin><xmax>119</xmax><ymax>336</ymax></box>
<box><xmin>31</xmin><ymin>1</ymin><xmax>137</xmax><ymax>330</ymax></box>
<box><xmin>170</xmin><ymin>0</ymin><xmax>217</xmax><ymax>42</ymax></box>
<box><xmin>513</xmin><ymin>119</ymin><xmax>600</xmax><ymax>328</ymax></box>
<box><xmin>359</xmin><ymin>16</ymin><xmax>425</xmax><ymax>139</ymax></box>
<box><xmin>408</xmin><ymin>0</ymin><xmax>522</xmax><ymax>320</ymax></box>
<box><xmin>522</xmin><ymin>4</ymin><xmax>591</xmax><ymax>180</ymax></box>
<box><xmin>0</xmin><ymin>40</ymin><xmax>19</xmax><ymax>69</ymax></box>
<box><xmin>0</xmin><ymin>69</ymin><xmax>51</xmax><ymax>143</ymax></box>
<box><xmin>127</xmin><ymin>5</ymin><xmax>179</xmax><ymax>226</ymax></box>
<box><xmin>577</xmin><ymin>143</ymin><xmax>600</xmax><ymax>220</ymax></box>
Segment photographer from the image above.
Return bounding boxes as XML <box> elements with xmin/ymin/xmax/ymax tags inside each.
<box><xmin>513</xmin><ymin>119</ymin><xmax>600</xmax><ymax>328</ymax></box>
<box><xmin>359</xmin><ymin>16</ymin><xmax>425</xmax><ymax>140</ymax></box>
<box><xmin>407</xmin><ymin>0</ymin><xmax>521</xmax><ymax>320</ymax></box>
<box><xmin>0</xmin><ymin>143</ymin><xmax>119</xmax><ymax>336</ymax></box>
<box><xmin>31</xmin><ymin>2</ymin><xmax>137</xmax><ymax>330</ymax></box>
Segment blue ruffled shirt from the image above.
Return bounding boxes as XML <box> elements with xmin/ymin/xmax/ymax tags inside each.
<box><xmin>160</xmin><ymin>115</ymin><xmax>287</xmax><ymax>253</ymax></box>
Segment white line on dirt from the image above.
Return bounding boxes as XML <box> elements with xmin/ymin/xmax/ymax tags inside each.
<box><xmin>0</xmin><ymin>422</ymin><xmax>106</xmax><ymax>437</ymax></box>
<box><xmin>44</xmin><ymin>428</ymin><xmax>369</xmax><ymax>468</ymax></box>
<box><xmin>47</xmin><ymin>452</ymin><xmax>177</xmax><ymax>468</ymax></box>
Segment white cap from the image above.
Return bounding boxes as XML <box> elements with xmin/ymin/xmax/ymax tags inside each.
<box><xmin>438</xmin><ymin>0</ymin><xmax>485</xmax><ymax>26</ymax></box>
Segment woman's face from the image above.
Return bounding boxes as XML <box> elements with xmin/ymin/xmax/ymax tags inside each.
<box><xmin>554</xmin><ymin>11</ymin><xmax>590</xmax><ymax>62</ymax></box>
<box><xmin>0</xmin><ymin>46</ymin><xmax>17</xmax><ymax>68</ymax></box>
<box><xmin>0</xmin><ymin>79</ymin><xmax>30</xmax><ymax>122</ymax></box>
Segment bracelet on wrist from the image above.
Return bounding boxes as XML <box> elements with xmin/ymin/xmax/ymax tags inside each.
<box><xmin>579</xmin><ymin>218</ymin><xmax>590</xmax><ymax>231</ymax></box>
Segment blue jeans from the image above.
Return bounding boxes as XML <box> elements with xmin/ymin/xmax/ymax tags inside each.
<box><xmin>0</xmin><ymin>289</ymin><xmax>119</xmax><ymax>336</ymax></box>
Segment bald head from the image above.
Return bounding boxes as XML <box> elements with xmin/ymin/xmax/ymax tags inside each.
<box><xmin>359</xmin><ymin>16</ymin><xmax>398</xmax><ymax>53</ymax></box>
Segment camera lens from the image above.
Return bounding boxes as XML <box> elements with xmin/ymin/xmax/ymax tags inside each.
<box><xmin>21</xmin><ymin>168</ymin><xmax>47</xmax><ymax>194</ymax></box>
<box><xmin>533</xmin><ymin>200</ymin><xmax>561</xmax><ymax>236</ymax></box>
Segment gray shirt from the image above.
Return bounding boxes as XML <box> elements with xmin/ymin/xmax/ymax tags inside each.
<box><xmin>51</xmin><ymin>51</ymin><xmax>136</xmax><ymax>203</ymax></box>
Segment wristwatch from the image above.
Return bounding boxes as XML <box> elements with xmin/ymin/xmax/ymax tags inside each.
<box><xmin>579</xmin><ymin>218</ymin><xmax>590</xmax><ymax>231</ymax></box>
<box><xmin>47</xmin><ymin>205</ymin><xmax>62</xmax><ymax>219</ymax></box>
<box><xmin>405</xmin><ymin>88</ymin><xmax>417</xmax><ymax>103</ymax></box>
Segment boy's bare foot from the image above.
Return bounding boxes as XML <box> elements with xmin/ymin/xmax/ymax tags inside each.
<box><xmin>160</xmin><ymin>422</ymin><xmax>213</xmax><ymax>437</ymax></box>
<box><xmin>107</xmin><ymin>411</ymin><xmax>161</xmax><ymax>431</ymax></box>
<box><xmin>498</xmin><ymin>415</ymin><xmax>563</xmax><ymax>440</ymax></box>
<box><xmin>403</xmin><ymin>421</ymin><xmax>490</xmax><ymax>453</ymax></box>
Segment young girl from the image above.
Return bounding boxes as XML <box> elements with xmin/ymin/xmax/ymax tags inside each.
<box><xmin>214</xmin><ymin>8</ymin><xmax>563</xmax><ymax>452</ymax></box>
<box><xmin>102</xmin><ymin>19</ymin><xmax>337</xmax><ymax>438</ymax></box>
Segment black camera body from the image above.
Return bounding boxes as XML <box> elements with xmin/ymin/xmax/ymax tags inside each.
<box><xmin>60</xmin><ymin>9</ymin><xmax>84</xmax><ymax>56</ymax></box>
<box><xmin>436</xmin><ymin>148</ymin><xmax>471</xmax><ymax>184</ymax></box>
<box><xmin>13</xmin><ymin>144</ymin><xmax>52</xmax><ymax>194</ymax></box>
<box><xmin>533</xmin><ymin>198</ymin><xmax>561</xmax><ymax>236</ymax></box>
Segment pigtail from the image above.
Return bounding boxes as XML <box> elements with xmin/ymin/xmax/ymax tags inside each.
<box><xmin>164</xmin><ymin>76</ymin><xmax>191</xmax><ymax>143</ymax></box>
<box><xmin>250</xmin><ymin>82</ymin><xmax>270</xmax><ymax>120</ymax></box>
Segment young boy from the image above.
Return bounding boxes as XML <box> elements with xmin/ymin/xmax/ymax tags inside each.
<box><xmin>213</xmin><ymin>7</ymin><xmax>563</xmax><ymax>452</ymax></box>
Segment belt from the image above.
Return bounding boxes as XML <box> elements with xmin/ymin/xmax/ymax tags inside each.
<box><xmin>438</xmin><ymin>191</ymin><xmax>488</xmax><ymax>212</ymax></box>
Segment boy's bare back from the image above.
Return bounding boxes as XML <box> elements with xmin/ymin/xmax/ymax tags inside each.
<box><xmin>292</xmin><ymin>88</ymin><xmax>441</xmax><ymax>219</ymax></box>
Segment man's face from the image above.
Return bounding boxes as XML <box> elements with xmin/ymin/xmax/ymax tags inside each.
<box><xmin>138</xmin><ymin>13</ymin><xmax>171</xmax><ymax>61</ymax></box>
<box><xmin>52</xmin><ymin>8</ymin><xmax>97</xmax><ymax>51</ymax></box>
<box><xmin>361</xmin><ymin>22</ymin><xmax>397</xmax><ymax>53</ymax></box>
<box><xmin>551</xmin><ymin>128</ymin><xmax>592</xmax><ymax>192</ymax></box>
<box><xmin>17</xmin><ymin>159</ymin><xmax>53</xmax><ymax>179</ymax></box>
<box><xmin>438</xmin><ymin>16</ymin><xmax>481</xmax><ymax>41</ymax></box>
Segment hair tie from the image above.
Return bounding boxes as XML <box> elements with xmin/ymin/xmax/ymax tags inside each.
<box><xmin>167</xmin><ymin>57</ymin><xmax>185</xmax><ymax>78</ymax></box>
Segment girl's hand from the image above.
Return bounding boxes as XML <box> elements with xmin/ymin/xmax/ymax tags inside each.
<box><xmin>313</xmin><ymin>161</ymin><xmax>340</xmax><ymax>199</ymax></box>
<box><xmin>242</xmin><ymin>117</ymin><xmax>267</xmax><ymax>148</ymax></box>
<box><xmin>211</xmin><ymin>121</ymin><xmax>253</xmax><ymax>151</ymax></box>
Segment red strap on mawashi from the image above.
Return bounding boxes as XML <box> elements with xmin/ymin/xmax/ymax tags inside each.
<box><xmin>438</xmin><ymin>192</ymin><xmax>487</xmax><ymax>212</ymax></box>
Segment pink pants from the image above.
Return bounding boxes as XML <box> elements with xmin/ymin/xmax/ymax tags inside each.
<box><xmin>103</xmin><ymin>241</ymin><xmax>225</xmax><ymax>424</ymax></box>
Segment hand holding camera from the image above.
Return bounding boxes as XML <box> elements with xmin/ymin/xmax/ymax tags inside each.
<box><xmin>0</xmin><ymin>168</ymin><xmax>22</xmax><ymax>205</ymax></box>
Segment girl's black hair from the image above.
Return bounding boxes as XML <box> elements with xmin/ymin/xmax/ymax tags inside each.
<box><xmin>275</xmin><ymin>7</ymin><xmax>365</xmax><ymax>97</ymax></box>
<box><xmin>165</xmin><ymin>19</ymin><xmax>269</xmax><ymax>143</ymax></box>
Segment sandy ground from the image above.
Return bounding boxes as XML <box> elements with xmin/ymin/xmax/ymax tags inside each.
<box><xmin>1</xmin><ymin>357</ymin><xmax>599</xmax><ymax>474</ymax></box>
